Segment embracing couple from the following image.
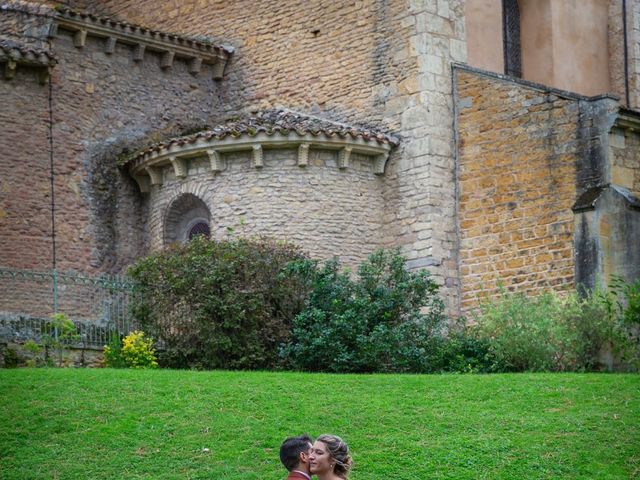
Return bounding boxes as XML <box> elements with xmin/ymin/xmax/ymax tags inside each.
<box><xmin>280</xmin><ymin>434</ymin><xmax>352</xmax><ymax>480</ymax></box>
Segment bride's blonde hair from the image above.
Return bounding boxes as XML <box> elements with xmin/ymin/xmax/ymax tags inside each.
<box><xmin>316</xmin><ymin>434</ymin><xmax>352</xmax><ymax>479</ymax></box>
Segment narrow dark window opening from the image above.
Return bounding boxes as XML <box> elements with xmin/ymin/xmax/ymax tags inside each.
<box><xmin>502</xmin><ymin>0</ymin><xmax>522</xmax><ymax>78</ymax></box>
<box><xmin>188</xmin><ymin>221</ymin><xmax>210</xmax><ymax>240</ymax></box>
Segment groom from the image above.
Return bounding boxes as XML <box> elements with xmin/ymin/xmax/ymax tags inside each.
<box><xmin>279</xmin><ymin>434</ymin><xmax>313</xmax><ymax>480</ymax></box>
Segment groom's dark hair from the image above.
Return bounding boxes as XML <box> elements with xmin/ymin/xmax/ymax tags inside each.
<box><xmin>280</xmin><ymin>434</ymin><xmax>313</xmax><ymax>471</ymax></box>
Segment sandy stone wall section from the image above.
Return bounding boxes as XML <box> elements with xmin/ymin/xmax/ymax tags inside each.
<box><xmin>609</xmin><ymin>0</ymin><xmax>627</xmax><ymax>105</ymax></box>
<box><xmin>631</xmin><ymin>0</ymin><xmax>640</xmax><ymax>109</ymax></box>
<box><xmin>456</xmin><ymin>67</ymin><xmax>582</xmax><ymax>308</ymax></box>
<box><xmin>610</xmin><ymin>128</ymin><xmax>640</xmax><ymax>196</ymax></box>
<box><xmin>383</xmin><ymin>0</ymin><xmax>466</xmax><ymax>312</ymax></box>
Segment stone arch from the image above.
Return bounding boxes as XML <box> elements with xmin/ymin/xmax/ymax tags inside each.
<box><xmin>163</xmin><ymin>193</ymin><xmax>211</xmax><ymax>245</ymax></box>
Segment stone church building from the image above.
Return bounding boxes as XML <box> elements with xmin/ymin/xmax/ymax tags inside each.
<box><xmin>1</xmin><ymin>0</ymin><xmax>639</xmax><ymax>314</ymax></box>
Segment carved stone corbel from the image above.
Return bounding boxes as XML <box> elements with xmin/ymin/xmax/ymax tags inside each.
<box><xmin>47</xmin><ymin>22</ymin><xmax>58</xmax><ymax>39</ymax></box>
<box><xmin>170</xmin><ymin>156</ymin><xmax>188</xmax><ymax>178</ymax></box>
<box><xmin>339</xmin><ymin>147</ymin><xmax>352</xmax><ymax>170</ymax></box>
<box><xmin>133</xmin><ymin>44</ymin><xmax>145</xmax><ymax>62</ymax></box>
<box><xmin>133</xmin><ymin>174</ymin><xmax>151</xmax><ymax>193</ymax></box>
<box><xmin>4</xmin><ymin>60</ymin><xmax>16</xmax><ymax>80</ymax></box>
<box><xmin>211</xmin><ymin>59</ymin><xmax>225</xmax><ymax>80</ymax></box>
<box><xmin>207</xmin><ymin>149</ymin><xmax>223</xmax><ymax>173</ymax></box>
<box><xmin>105</xmin><ymin>37</ymin><xmax>117</xmax><ymax>54</ymax></box>
<box><xmin>73</xmin><ymin>30</ymin><xmax>87</xmax><ymax>48</ymax></box>
<box><xmin>160</xmin><ymin>50</ymin><xmax>175</xmax><ymax>69</ymax></box>
<box><xmin>252</xmin><ymin>145</ymin><xmax>263</xmax><ymax>168</ymax></box>
<box><xmin>146</xmin><ymin>166</ymin><xmax>163</xmax><ymax>185</ymax></box>
<box><xmin>37</xmin><ymin>67</ymin><xmax>52</xmax><ymax>85</ymax></box>
<box><xmin>374</xmin><ymin>152</ymin><xmax>389</xmax><ymax>175</ymax></box>
<box><xmin>297</xmin><ymin>143</ymin><xmax>310</xmax><ymax>167</ymax></box>
<box><xmin>188</xmin><ymin>57</ymin><xmax>203</xmax><ymax>75</ymax></box>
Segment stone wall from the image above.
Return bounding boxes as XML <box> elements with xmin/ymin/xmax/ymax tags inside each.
<box><xmin>0</xmin><ymin>54</ymin><xmax>53</xmax><ymax>269</ymax></box>
<box><xmin>611</xmin><ymin>127</ymin><xmax>640</xmax><ymax>195</ymax></box>
<box><xmin>609</xmin><ymin>0</ymin><xmax>628</xmax><ymax>105</ymax></box>
<box><xmin>147</xmin><ymin>148</ymin><xmax>386</xmax><ymax>266</ymax></box>
<box><xmin>0</xmin><ymin>0</ymin><xmax>468</xmax><ymax>312</ymax></box>
<box><xmin>1</xmin><ymin>5</ymin><xmax>226</xmax><ymax>273</ymax></box>
<box><xmin>455</xmin><ymin>67</ymin><xmax>615</xmax><ymax>309</ymax></box>
<box><xmin>0</xmin><ymin>341</ymin><xmax>104</xmax><ymax>367</ymax></box>
<box><xmin>61</xmin><ymin>0</ymin><xmax>467</xmax><ymax>311</ymax></box>
<box><xmin>631</xmin><ymin>0</ymin><xmax>640</xmax><ymax>110</ymax></box>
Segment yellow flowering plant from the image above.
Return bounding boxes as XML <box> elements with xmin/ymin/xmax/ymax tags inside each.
<box><xmin>104</xmin><ymin>330</ymin><xmax>158</xmax><ymax>369</ymax></box>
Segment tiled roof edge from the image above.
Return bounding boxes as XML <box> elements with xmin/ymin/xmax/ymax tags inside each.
<box><xmin>130</xmin><ymin>110</ymin><xmax>399</xmax><ymax>161</ymax></box>
<box><xmin>0</xmin><ymin>38</ymin><xmax>57</xmax><ymax>65</ymax></box>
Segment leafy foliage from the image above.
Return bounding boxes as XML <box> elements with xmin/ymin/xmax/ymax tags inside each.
<box><xmin>431</xmin><ymin>320</ymin><xmax>498</xmax><ymax>373</ymax></box>
<box><xmin>103</xmin><ymin>333</ymin><xmax>127</xmax><ymax>368</ymax></box>
<box><xmin>470</xmin><ymin>288</ymin><xmax>637</xmax><ymax>372</ymax></box>
<box><xmin>281</xmin><ymin>249</ymin><xmax>446</xmax><ymax>373</ymax></box>
<box><xmin>104</xmin><ymin>331</ymin><xmax>158</xmax><ymax>369</ymax></box>
<box><xmin>128</xmin><ymin>236</ymin><xmax>310</xmax><ymax>370</ymax></box>
<box><xmin>42</xmin><ymin>313</ymin><xmax>80</xmax><ymax>367</ymax></box>
<box><xmin>608</xmin><ymin>275</ymin><xmax>640</xmax><ymax>326</ymax></box>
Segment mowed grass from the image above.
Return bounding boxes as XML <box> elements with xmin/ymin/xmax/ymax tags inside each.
<box><xmin>0</xmin><ymin>369</ymin><xmax>638</xmax><ymax>480</ymax></box>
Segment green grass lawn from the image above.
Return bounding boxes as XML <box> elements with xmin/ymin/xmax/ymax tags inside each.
<box><xmin>0</xmin><ymin>369</ymin><xmax>638</xmax><ymax>479</ymax></box>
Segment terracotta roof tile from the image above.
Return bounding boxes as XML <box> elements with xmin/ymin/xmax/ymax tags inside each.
<box><xmin>136</xmin><ymin>109</ymin><xmax>399</xmax><ymax>159</ymax></box>
<box><xmin>0</xmin><ymin>38</ymin><xmax>57</xmax><ymax>65</ymax></box>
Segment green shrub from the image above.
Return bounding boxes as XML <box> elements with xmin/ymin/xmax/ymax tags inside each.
<box><xmin>280</xmin><ymin>249</ymin><xmax>447</xmax><ymax>373</ymax></box>
<box><xmin>471</xmin><ymin>288</ymin><xmax>634</xmax><ymax>372</ymax></box>
<box><xmin>104</xmin><ymin>331</ymin><xmax>158</xmax><ymax>369</ymax></box>
<box><xmin>128</xmin><ymin>236</ymin><xmax>310</xmax><ymax>370</ymax></box>
<box><xmin>102</xmin><ymin>333</ymin><xmax>127</xmax><ymax>368</ymax></box>
<box><xmin>609</xmin><ymin>275</ymin><xmax>640</xmax><ymax>326</ymax></box>
<box><xmin>42</xmin><ymin>313</ymin><xmax>80</xmax><ymax>367</ymax></box>
<box><xmin>2</xmin><ymin>347</ymin><xmax>21</xmax><ymax>368</ymax></box>
<box><xmin>23</xmin><ymin>340</ymin><xmax>43</xmax><ymax>367</ymax></box>
<box><xmin>431</xmin><ymin>322</ymin><xmax>498</xmax><ymax>373</ymax></box>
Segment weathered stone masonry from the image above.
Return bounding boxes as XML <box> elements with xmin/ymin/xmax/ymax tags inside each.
<box><xmin>456</xmin><ymin>65</ymin><xmax>640</xmax><ymax>309</ymax></box>
<box><xmin>1</xmin><ymin>0</ymin><xmax>639</xmax><ymax>319</ymax></box>
<box><xmin>1</xmin><ymin>1</ymin><xmax>231</xmax><ymax>274</ymax></box>
<box><xmin>125</xmin><ymin>110</ymin><xmax>397</xmax><ymax>266</ymax></box>
<box><xmin>58</xmin><ymin>0</ymin><xmax>468</xmax><ymax>311</ymax></box>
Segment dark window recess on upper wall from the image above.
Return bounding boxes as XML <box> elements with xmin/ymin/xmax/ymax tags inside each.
<box><xmin>502</xmin><ymin>0</ymin><xmax>522</xmax><ymax>78</ymax></box>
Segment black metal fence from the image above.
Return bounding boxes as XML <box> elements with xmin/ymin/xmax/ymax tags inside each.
<box><xmin>0</xmin><ymin>268</ymin><xmax>135</xmax><ymax>348</ymax></box>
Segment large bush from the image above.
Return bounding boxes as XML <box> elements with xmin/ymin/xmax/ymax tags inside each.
<box><xmin>280</xmin><ymin>249</ymin><xmax>447</xmax><ymax>373</ymax></box>
<box><xmin>128</xmin><ymin>236</ymin><xmax>310</xmax><ymax>370</ymax></box>
<box><xmin>470</xmin><ymin>288</ymin><xmax>637</xmax><ymax>372</ymax></box>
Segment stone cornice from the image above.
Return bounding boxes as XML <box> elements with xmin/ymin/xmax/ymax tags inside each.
<box><xmin>0</xmin><ymin>39</ymin><xmax>56</xmax><ymax>83</ymax></box>
<box><xmin>616</xmin><ymin>108</ymin><xmax>640</xmax><ymax>132</ymax></box>
<box><xmin>50</xmin><ymin>8</ymin><xmax>232</xmax><ymax>78</ymax></box>
<box><xmin>128</xmin><ymin>131</ymin><xmax>393</xmax><ymax>193</ymax></box>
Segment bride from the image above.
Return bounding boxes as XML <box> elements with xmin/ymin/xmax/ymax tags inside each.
<box><xmin>308</xmin><ymin>434</ymin><xmax>353</xmax><ymax>480</ymax></box>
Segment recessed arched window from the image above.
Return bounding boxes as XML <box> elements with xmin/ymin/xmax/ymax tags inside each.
<box><xmin>188</xmin><ymin>220</ymin><xmax>211</xmax><ymax>240</ymax></box>
<box><xmin>502</xmin><ymin>0</ymin><xmax>522</xmax><ymax>78</ymax></box>
<box><xmin>164</xmin><ymin>193</ymin><xmax>211</xmax><ymax>244</ymax></box>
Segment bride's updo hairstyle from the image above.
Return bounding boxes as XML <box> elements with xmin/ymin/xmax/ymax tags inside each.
<box><xmin>316</xmin><ymin>434</ymin><xmax>353</xmax><ymax>479</ymax></box>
